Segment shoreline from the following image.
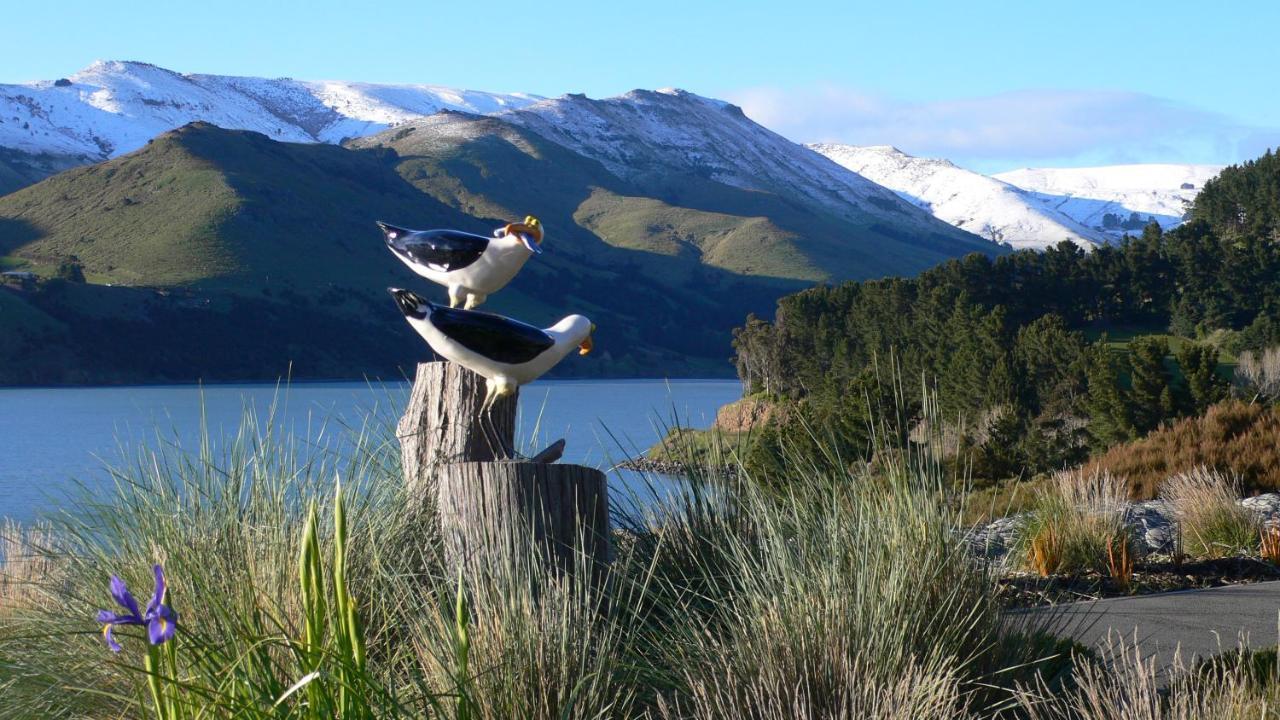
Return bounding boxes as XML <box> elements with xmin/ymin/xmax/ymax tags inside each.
<box><xmin>0</xmin><ymin>376</ymin><xmax>743</xmax><ymax>392</ymax></box>
<box><xmin>617</xmin><ymin>456</ymin><xmax>742</xmax><ymax>479</ymax></box>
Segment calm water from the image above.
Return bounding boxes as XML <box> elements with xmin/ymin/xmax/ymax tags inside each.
<box><xmin>0</xmin><ymin>379</ymin><xmax>741</xmax><ymax>524</ymax></box>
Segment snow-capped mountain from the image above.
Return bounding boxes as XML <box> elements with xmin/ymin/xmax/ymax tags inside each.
<box><xmin>811</xmin><ymin>144</ymin><xmax>1224</xmax><ymax>248</ymax></box>
<box><xmin>3</xmin><ymin>60</ymin><xmax>1218</xmax><ymax>253</ymax></box>
<box><xmin>0</xmin><ymin>62</ymin><xmax>983</xmax><ymax>249</ymax></box>
<box><xmin>994</xmin><ymin>164</ymin><xmax>1223</xmax><ymax>241</ymax></box>
<box><xmin>0</xmin><ymin>60</ymin><xmax>540</xmax><ymax>160</ymax></box>
<box><xmin>502</xmin><ymin>90</ymin><xmax>960</xmax><ymax>235</ymax></box>
<box><xmin>811</xmin><ymin>144</ymin><xmax>1101</xmax><ymax>250</ymax></box>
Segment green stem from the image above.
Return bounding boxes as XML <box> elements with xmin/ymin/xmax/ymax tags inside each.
<box><xmin>145</xmin><ymin>644</ymin><xmax>167</xmax><ymax>720</ymax></box>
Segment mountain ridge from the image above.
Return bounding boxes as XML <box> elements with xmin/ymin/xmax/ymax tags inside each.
<box><xmin>994</xmin><ymin>163</ymin><xmax>1223</xmax><ymax>240</ymax></box>
<box><xmin>812</xmin><ymin>143</ymin><xmax>1223</xmax><ymax>248</ymax></box>
<box><xmin>0</xmin><ymin>60</ymin><xmax>542</xmax><ymax>160</ymax></box>
<box><xmin>2</xmin><ymin>60</ymin><xmax>993</xmax><ymax>266</ymax></box>
<box><xmin>811</xmin><ymin>143</ymin><xmax>1101</xmax><ymax>250</ymax></box>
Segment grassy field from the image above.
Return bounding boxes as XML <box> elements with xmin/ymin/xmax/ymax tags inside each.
<box><xmin>6</xmin><ymin>389</ymin><xmax>1280</xmax><ymax>716</ymax></box>
<box><xmin>1084</xmin><ymin>323</ymin><xmax>1240</xmax><ymax>366</ymax></box>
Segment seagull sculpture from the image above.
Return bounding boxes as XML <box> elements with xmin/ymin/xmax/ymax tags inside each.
<box><xmin>389</xmin><ymin>287</ymin><xmax>594</xmax><ymax>457</ymax></box>
<box><xmin>378</xmin><ymin>216</ymin><xmax>543</xmax><ymax>309</ymax></box>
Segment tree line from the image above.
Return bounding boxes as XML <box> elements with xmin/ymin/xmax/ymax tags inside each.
<box><xmin>734</xmin><ymin>150</ymin><xmax>1280</xmax><ymax>480</ymax></box>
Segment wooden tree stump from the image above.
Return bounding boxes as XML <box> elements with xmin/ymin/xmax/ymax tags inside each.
<box><xmin>397</xmin><ymin>362</ymin><xmax>516</xmax><ymax>496</ymax></box>
<box><xmin>397</xmin><ymin>361</ymin><xmax>611</xmax><ymax>579</ymax></box>
<box><xmin>436</xmin><ymin>462</ymin><xmax>610</xmax><ymax>579</ymax></box>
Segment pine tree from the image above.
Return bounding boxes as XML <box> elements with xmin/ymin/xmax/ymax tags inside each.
<box><xmin>1128</xmin><ymin>337</ymin><xmax>1173</xmax><ymax>434</ymax></box>
<box><xmin>1177</xmin><ymin>342</ymin><xmax>1228</xmax><ymax>414</ymax></box>
<box><xmin>1085</xmin><ymin>341</ymin><xmax>1133</xmax><ymax>449</ymax></box>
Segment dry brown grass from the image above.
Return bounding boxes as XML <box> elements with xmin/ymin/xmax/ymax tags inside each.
<box><xmin>1029</xmin><ymin>525</ymin><xmax>1063</xmax><ymax>577</ymax></box>
<box><xmin>0</xmin><ymin>520</ymin><xmax>61</xmax><ymax>615</ymax></box>
<box><xmin>1162</xmin><ymin>468</ymin><xmax>1260</xmax><ymax>559</ymax></box>
<box><xmin>1260</xmin><ymin>527</ymin><xmax>1280</xmax><ymax>565</ymax></box>
<box><xmin>1017</xmin><ymin>635</ymin><xmax>1280</xmax><ymax>719</ymax></box>
<box><xmin>1085</xmin><ymin>401</ymin><xmax>1280</xmax><ymax>499</ymax></box>
<box><xmin>1017</xmin><ymin>470</ymin><xmax>1134</xmax><ymax>576</ymax></box>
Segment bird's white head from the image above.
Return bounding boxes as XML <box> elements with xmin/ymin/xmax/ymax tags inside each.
<box><xmin>550</xmin><ymin>314</ymin><xmax>595</xmax><ymax>356</ymax></box>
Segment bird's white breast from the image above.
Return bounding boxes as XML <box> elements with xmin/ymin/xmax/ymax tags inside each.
<box><xmin>459</xmin><ymin>238</ymin><xmax>530</xmax><ymax>294</ymax></box>
<box><xmin>407</xmin><ymin>236</ymin><xmax>530</xmax><ymax>295</ymax></box>
<box><xmin>408</xmin><ymin>314</ymin><xmax>573</xmax><ymax>386</ymax></box>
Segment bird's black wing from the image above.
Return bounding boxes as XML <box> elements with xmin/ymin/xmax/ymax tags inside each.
<box><xmin>381</xmin><ymin>225</ymin><xmax>489</xmax><ymax>273</ymax></box>
<box><xmin>427</xmin><ymin>305</ymin><xmax>555</xmax><ymax>365</ymax></box>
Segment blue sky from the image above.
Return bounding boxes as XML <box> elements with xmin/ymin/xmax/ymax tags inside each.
<box><xmin>5</xmin><ymin>0</ymin><xmax>1277</xmax><ymax>173</ymax></box>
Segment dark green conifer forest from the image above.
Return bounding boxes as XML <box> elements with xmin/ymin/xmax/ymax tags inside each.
<box><xmin>734</xmin><ymin>150</ymin><xmax>1280</xmax><ymax>480</ymax></box>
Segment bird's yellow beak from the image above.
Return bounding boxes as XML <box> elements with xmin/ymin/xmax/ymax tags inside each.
<box><xmin>579</xmin><ymin>324</ymin><xmax>595</xmax><ymax>355</ymax></box>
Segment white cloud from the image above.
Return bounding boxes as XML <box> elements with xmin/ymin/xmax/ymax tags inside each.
<box><xmin>726</xmin><ymin>84</ymin><xmax>1269</xmax><ymax>172</ymax></box>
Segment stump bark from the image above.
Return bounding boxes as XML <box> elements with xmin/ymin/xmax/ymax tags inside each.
<box><xmin>436</xmin><ymin>462</ymin><xmax>609</xmax><ymax>578</ymax></box>
<box><xmin>397</xmin><ymin>361</ymin><xmax>611</xmax><ymax>579</ymax></box>
<box><xmin>397</xmin><ymin>362</ymin><xmax>516</xmax><ymax>496</ymax></box>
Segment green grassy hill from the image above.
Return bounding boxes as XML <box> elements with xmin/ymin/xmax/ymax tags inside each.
<box><xmin>0</xmin><ymin>122</ymin><xmax>470</xmax><ymax>289</ymax></box>
<box><xmin>0</xmin><ymin>117</ymin><xmax>996</xmax><ymax>384</ymax></box>
<box><xmin>0</xmin><ymin>123</ymin><xmax>799</xmax><ymax>383</ymax></box>
<box><xmin>355</xmin><ymin>112</ymin><xmax>995</xmax><ymax>284</ymax></box>
<box><xmin>350</xmin><ymin>114</ymin><xmax>818</xmax><ymax>283</ymax></box>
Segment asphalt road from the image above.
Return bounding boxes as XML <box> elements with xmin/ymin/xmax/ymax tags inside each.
<box><xmin>1014</xmin><ymin>580</ymin><xmax>1280</xmax><ymax>672</ymax></box>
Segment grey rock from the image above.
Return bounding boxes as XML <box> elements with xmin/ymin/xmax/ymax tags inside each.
<box><xmin>967</xmin><ymin>493</ymin><xmax>1280</xmax><ymax>560</ymax></box>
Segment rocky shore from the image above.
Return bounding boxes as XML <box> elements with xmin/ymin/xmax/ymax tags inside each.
<box><xmin>616</xmin><ymin>457</ymin><xmax>741</xmax><ymax>480</ymax></box>
<box><xmin>967</xmin><ymin>493</ymin><xmax>1280</xmax><ymax>561</ymax></box>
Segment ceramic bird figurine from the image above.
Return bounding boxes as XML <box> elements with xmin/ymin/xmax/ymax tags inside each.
<box><xmin>389</xmin><ymin>287</ymin><xmax>594</xmax><ymax>456</ymax></box>
<box><xmin>378</xmin><ymin>216</ymin><xmax>543</xmax><ymax>309</ymax></box>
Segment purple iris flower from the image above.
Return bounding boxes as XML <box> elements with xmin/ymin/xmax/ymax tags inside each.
<box><xmin>96</xmin><ymin>565</ymin><xmax>177</xmax><ymax>652</ymax></box>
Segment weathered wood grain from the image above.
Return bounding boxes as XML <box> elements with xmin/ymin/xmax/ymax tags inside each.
<box><xmin>396</xmin><ymin>361</ymin><xmax>516</xmax><ymax>496</ymax></box>
<box><xmin>435</xmin><ymin>461</ymin><xmax>610</xmax><ymax>578</ymax></box>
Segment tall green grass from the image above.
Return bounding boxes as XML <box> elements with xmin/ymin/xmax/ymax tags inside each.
<box><xmin>0</xmin><ymin>383</ymin><xmax>1100</xmax><ymax>718</ymax></box>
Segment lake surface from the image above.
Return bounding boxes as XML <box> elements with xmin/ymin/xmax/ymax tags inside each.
<box><xmin>0</xmin><ymin>379</ymin><xmax>741</xmax><ymax>524</ymax></box>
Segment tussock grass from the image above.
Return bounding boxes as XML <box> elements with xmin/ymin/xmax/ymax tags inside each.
<box><xmin>0</xmin><ymin>388</ymin><xmax>1088</xmax><ymax>718</ymax></box>
<box><xmin>1086</xmin><ymin>400</ymin><xmax>1280</xmax><ymax>499</ymax></box>
<box><xmin>409</xmin><ymin>549</ymin><xmax>647</xmax><ymax>719</ymax></box>
<box><xmin>1162</xmin><ymin>468</ymin><xmax>1260</xmax><ymax>559</ymax></box>
<box><xmin>1017</xmin><ymin>636</ymin><xmax>1280</xmax><ymax>719</ymax></box>
<box><xmin>0</xmin><ymin>520</ymin><xmax>63</xmax><ymax>616</ymax></box>
<box><xmin>648</xmin><ymin>473</ymin><xmax>989</xmax><ymax>719</ymax></box>
<box><xmin>628</xmin><ymin>389</ymin><xmax>1076</xmax><ymax>717</ymax></box>
<box><xmin>1016</xmin><ymin>470</ymin><xmax>1136</xmax><ymax>576</ymax></box>
<box><xmin>0</xmin><ymin>403</ymin><xmax>447</xmax><ymax>717</ymax></box>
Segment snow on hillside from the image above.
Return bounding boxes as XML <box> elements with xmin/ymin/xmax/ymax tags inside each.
<box><xmin>811</xmin><ymin>144</ymin><xmax>1100</xmax><ymax>250</ymax></box>
<box><xmin>995</xmin><ymin>164</ymin><xmax>1223</xmax><ymax>241</ymax></box>
<box><xmin>0</xmin><ymin>62</ymin><xmax>979</xmax><ymax>247</ymax></box>
<box><xmin>1</xmin><ymin>60</ymin><xmax>1218</xmax><ymax>254</ymax></box>
<box><xmin>500</xmin><ymin>90</ymin><xmax>971</xmax><ymax>237</ymax></box>
<box><xmin>0</xmin><ymin>60</ymin><xmax>540</xmax><ymax>159</ymax></box>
